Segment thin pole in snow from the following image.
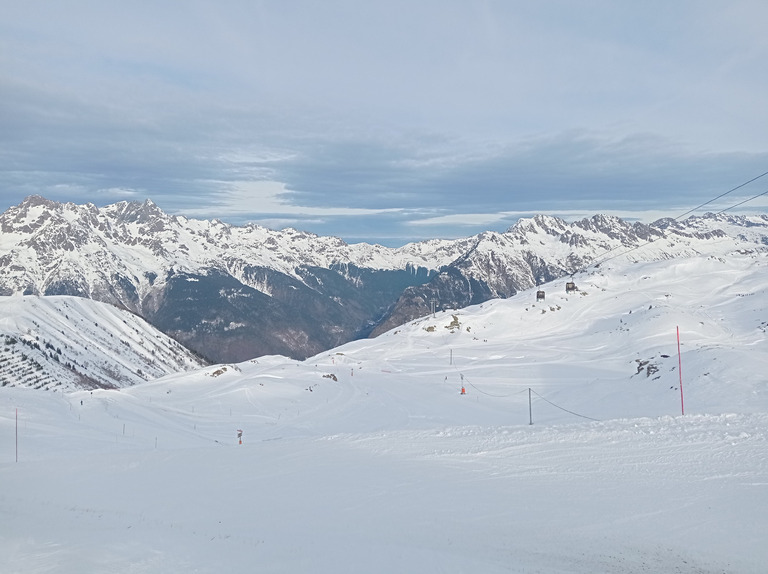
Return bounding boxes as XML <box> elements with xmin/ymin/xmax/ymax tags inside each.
<box><xmin>528</xmin><ymin>388</ymin><xmax>533</xmax><ymax>425</ymax></box>
<box><xmin>677</xmin><ymin>326</ymin><xmax>684</xmax><ymax>415</ymax></box>
<box><xmin>16</xmin><ymin>408</ymin><xmax>18</xmax><ymax>463</ymax></box>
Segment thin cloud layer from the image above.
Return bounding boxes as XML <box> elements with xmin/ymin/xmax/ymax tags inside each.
<box><xmin>1</xmin><ymin>1</ymin><xmax>767</xmax><ymax>245</ymax></box>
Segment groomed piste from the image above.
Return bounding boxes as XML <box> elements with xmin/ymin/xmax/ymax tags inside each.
<box><xmin>2</xmin><ymin>250</ymin><xmax>768</xmax><ymax>573</ymax></box>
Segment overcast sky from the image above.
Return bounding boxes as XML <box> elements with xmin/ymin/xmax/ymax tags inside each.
<box><xmin>2</xmin><ymin>1</ymin><xmax>767</xmax><ymax>245</ymax></box>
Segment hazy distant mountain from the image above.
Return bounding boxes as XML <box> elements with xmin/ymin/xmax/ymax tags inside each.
<box><xmin>1</xmin><ymin>195</ymin><xmax>766</xmax><ymax>365</ymax></box>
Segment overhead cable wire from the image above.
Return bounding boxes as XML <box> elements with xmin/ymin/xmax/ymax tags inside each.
<box><xmin>584</xmin><ymin>171</ymin><xmax>768</xmax><ymax>272</ymax></box>
<box><xmin>450</xmin><ymin>358</ymin><xmax>529</xmax><ymax>398</ymax></box>
<box><xmin>675</xmin><ymin>170</ymin><xmax>768</xmax><ymax>220</ymax></box>
<box><xmin>530</xmin><ymin>389</ymin><xmax>600</xmax><ymax>421</ymax></box>
<box><xmin>718</xmin><ymin>188</ymin><xmax>768</xmax><ymax>214</ymax></box>
<box><xmin>591</xmin><ymin>185</ymin><xmax>768</xmax><ymax>270</ymax></box>
<box><xmin>445</xmin><ymin>348</ymin><xmax>534</xmax><ymax>398</ymax></box>
<box><xmin>463</xmin><ymin>377</ymin><xmax>530</xmax><ymax>398</ymax></box>
<box><xmin>425</xmin><ymin>310</ymin><xmax>599</xmax><ymax>419</ymax></box>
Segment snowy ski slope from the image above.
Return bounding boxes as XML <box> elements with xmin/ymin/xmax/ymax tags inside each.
<box><xmin>1</xmin><ymin>249</ymin><xmax>767</xmax><ymax>573</ymax></box>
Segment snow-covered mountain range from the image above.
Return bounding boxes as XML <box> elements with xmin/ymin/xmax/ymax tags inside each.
<box><xmin>2</xmin><ymin>242</ymin><xmax>767</xmax><ymax>572</ymax></box>
<box><xmin>1</xmin><ymin>195</ymin><xmax>767</xmax><ymax>366</ymax></box>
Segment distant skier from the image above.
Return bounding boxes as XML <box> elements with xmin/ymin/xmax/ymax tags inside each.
<box><xmin>460</xmin><ymin>386</ymin><xmax>466</xmax><ymax>395</ymax></box>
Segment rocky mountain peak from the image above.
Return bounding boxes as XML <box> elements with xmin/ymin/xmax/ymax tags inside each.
<box><xmin>2</xmin><ymin>196</ymin><xmax>766</xmax><ymax>363</ymax></box>
<box><xmin>507</xmin><ymin>214</ymin><xmax>570</xmax><ymax>236</ymax></box>
<box><xmin>106</xmin><ymin>198</ymin><xmax>170</xmax><ymax>225</ymax></box>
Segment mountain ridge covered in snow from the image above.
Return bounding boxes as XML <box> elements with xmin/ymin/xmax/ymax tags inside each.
<box><xmin>1</xmin><ymin>242</ymin><xmax>766</xmax><ymax>572</ymax></box>
<box><xmin>1</xmin><ymin>195</ymin><xmax>767</xmax><ymax>364</ymax></box>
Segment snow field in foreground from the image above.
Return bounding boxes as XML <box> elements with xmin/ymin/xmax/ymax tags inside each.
<box><xmin>1</xmin><ymin>252</ymin><xmax>768</xmax><ymax>572</ymax></box>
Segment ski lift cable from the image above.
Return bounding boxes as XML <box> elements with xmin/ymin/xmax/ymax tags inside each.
<box><xmin>446</xmin><ymin>352</ymin><xmax>547</xmax><ymax>400</ymax></box>
<box><xmin>587</xmin><ymin>235</ymin><xmax>661</xmax><ymax>270</ymax></box>
<box><xmin>422</xmin><ymin>323</ymin><xmax>599</xmax><ymax>413</ymax></box>
<box><xmin>585</xmin><ymin>187</ymin><xmax>768</xmax><ymax>269</ymax></box>
<box><xmin>464</xmin><ymin>378</ymin><xmax>530</xmax><ymax>398</ymax></box>
<box><xmin>453</xmin><ymin>363</ymin><xmax>529</xmax><ymax>398</ymax></box>
<box><xmin>530</xmin><ymin>389</ymin><xmax>600</xmax><ymax>421</ymax></box>
<box><xmin>675</xmin><ymin>170</ymin><xmax>768</xmax><ymax>220</ymax></box>
<box><xmin>582</xmin><ymin>174</ymin><xmax>768</xmax><ymax>273</ymax></box>
<box><xmin>444</xmin><ymin>351</ymin><xmax>533</xmax><ymax>398</ymax></box>
<box><xmin>717</xmin><ymin>187</ymin><xmax>768</xmax><ymax>214</ymax></box>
